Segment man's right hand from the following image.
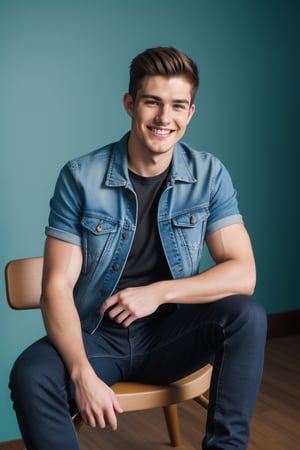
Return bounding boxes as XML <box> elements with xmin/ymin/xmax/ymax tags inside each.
<box><xmin>72</xmin><ymin>365</ymin><xmax>123</xmax><ymax>430</ymax></box>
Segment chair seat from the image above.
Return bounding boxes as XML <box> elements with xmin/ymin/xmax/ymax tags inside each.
<box><xmin>112</xmin><ymin>365</ymin><xmax>212</xmax><ymax>411</ymax></box>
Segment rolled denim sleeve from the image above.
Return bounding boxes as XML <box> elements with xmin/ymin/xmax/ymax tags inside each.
<box><xmin>206</xmin><ymin>159</ymin><xmax>243</xmax><ymax>235</ymax></box>
<box><xmin>45</xmin><ymin>162</ymin><xmax>83</xmax><ymax>246</ymax></box>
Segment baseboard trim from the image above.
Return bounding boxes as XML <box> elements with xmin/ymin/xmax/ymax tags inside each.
<box><xmin>267</xmin><ymin>309</ymin><xmax>300</xmax><ymax>339</ymax></box>
<box><xmin>1</xmin><ymin>311</ymin><xmax>299</xmax><ymax>448</ymax></box>
<box><xmin>0</xmin><ymin>439</ymin><xmax>24</xmax><ymax>450</ymax></box>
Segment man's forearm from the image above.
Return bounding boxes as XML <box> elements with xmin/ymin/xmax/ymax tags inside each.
<box><xmin>159</xmin><ymin>257</ymin><xmax>256</xmax><ymax>306</ymax></box>
<box><xmin>41</xmin><ymin>290</ymin><xmax>91</xmax><ymax>379</ymax></box>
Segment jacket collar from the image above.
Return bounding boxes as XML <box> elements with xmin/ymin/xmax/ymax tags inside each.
<box><xmin>105</xmin><ymin>132</ymin><xmax>196</xmax><ymax>187</ymax></box>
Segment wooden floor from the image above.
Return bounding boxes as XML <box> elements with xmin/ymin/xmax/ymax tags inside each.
<box><xmin>78</xmin><ymin>334</ymin><xmax>300</xmax><ymax>450</ymax></box>
<box><xmin>2</xmin><ymin>334</ymin><xmax>299</xmax><ymax>450</ymax></box>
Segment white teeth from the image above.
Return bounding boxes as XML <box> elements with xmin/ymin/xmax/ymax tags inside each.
<box><xmin>151</xmin><ymin>128</ymin><xmax>170</xmax><ymax>135</ymax></box>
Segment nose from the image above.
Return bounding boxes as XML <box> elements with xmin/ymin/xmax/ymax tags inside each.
<box><xmin>155</xmin><ymin>105</ymin><xmax>170</xmax><ymax>125</ymax></box>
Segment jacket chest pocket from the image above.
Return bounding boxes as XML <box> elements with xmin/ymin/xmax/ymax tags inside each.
<box><xmin>171</xmin><ymin>207</ymin><xmax>209</xmax><ymax>271</ymax></box>
<box><xmin>81</xmin><ymin>215</ymin><xmax>118</xmax><ymax>274</ymax></box>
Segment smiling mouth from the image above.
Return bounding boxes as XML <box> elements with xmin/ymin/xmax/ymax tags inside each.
<box><xmin>149</xmin><ymin>127</ymin><xmax>173</xmax><ymax>135</ymax></box>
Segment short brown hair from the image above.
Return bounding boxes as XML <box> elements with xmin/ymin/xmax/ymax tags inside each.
<box><xmin>129</xmin><ymin>47</ymin><xmax>199</xmax><ymax>104</ymax></box>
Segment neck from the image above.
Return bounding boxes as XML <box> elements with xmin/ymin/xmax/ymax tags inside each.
<box><xmin>128</xmin><ymin>157</ymin><xmax>171</xmax><ymax>177</ymax></box>
<box><xmin>127</xmin><ymin>135</ymin><xmax>173</xmax><ymax>177</ymax></box>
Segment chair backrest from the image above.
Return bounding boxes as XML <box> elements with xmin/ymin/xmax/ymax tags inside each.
<box><xmin>5</xmin><ymin>257</ymin><xmax>43</xmax><ymax>309</ymax></box>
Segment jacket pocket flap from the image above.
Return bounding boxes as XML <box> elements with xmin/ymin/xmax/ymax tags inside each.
<box><xmin>81</xmin><ymin>216</ymin><xmax>118</xmax><ymax>235</ymax></box>
<box><xmin>172</xmin><ymin>208</ymin><xmax>209</xmax><ymax>228</ymax></box>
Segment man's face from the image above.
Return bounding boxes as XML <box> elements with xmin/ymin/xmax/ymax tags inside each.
<box><xmin>124</xmin><ymin>75</ymin><xmax>195</xmax><ymax>159</ymax></box>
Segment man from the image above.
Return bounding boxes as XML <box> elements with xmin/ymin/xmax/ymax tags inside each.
<box><xmin>10</xmin><ymin>47</ymin><xmax>267</xmax><ymax>449</ymax></box>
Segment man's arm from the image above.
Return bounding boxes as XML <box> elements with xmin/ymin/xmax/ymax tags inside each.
<box><xmin>100</xmin><ymin>223</ymin><xmax>256</xmax><ymax>326</ymax></box>
<box><xmin>40</xmin><ymin>236</ymin><xmax>123</xmax><ymax>429</ymax></box>
<box><xmin>167</xmin><ymin>222</ymin><xmax>256</xmax><ymax>303</ymax></box>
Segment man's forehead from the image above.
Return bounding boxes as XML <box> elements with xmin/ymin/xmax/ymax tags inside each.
<box><xmin>137</xmin><ymin>75</ymin><xmax>193</xmax><ymax>102</ymax></box>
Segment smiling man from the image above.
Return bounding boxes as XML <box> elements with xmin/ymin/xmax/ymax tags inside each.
<box><xmin>124</xmin><ymin>76</ymin><xmax>195</xmax><ymax>175</ymax></box>
<box><xmin>10</xmin><ymin>47</ymin><xmax>267</xmax><ymax>450</ymax></box>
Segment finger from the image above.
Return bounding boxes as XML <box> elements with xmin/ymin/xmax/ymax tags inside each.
<box><xmin>113</xmin><ymin>310</ymin><xmax>131</xmax><ymax>324</ymax></box>
<box><xmin>94</xmin><ymin>412</ymin><xmax>106</xmax><ymax>429</ymax></box>
<box><xmin>105</xmin><ymin>409</ymin><xmax>118</xmax><ymax>430</ymax></box>
<box><xmin>100</xmin><ymin>294</ymin><xmax>118</xmax><ymax>314</ymax></box>
<box><xmin>98</xmin><ymin>417</ymin><xmax>107</xmax><ymax>429</ymax></box>
<box><xmin>82</xmin><ymin>410</ymin><xmax>97</xmax><ymax>428</ymax></box>
<box><xmin>121</xmin><ymin>315</ymin><xmax>135</xmax><ymax>327</ymax></box>
<box><xmin>107</xmin><ymin>304</ymin><xmax>125</xmax><ymax>320</ymax></box>
<box><xmin>113</xmin><ymin>397</ymin><xmax>124</xmax><ymax>414</ymax></box>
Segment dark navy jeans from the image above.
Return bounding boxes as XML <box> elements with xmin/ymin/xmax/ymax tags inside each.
<box><xmin>9</xmin><ymin>295</ymin><xmax>267</xmax><ymax>449</ymax></box>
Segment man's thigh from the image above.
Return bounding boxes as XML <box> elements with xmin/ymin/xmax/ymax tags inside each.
<box><xmin>84</xmin><ymin>322</ymin><xmax>131</xmax><ymax>385</ymax></box>
<box><xmin>132</xmin><ymin>295</ymin><xmax>263</xmax><ymax>385</ymax></box>
<box><xmin>11</xmin><ymin>327</ymin><xmax>130</xmax><ymax>398</ymax></box>
<box><xmin>130</xmin><ymin>303</ymin><xmax>218</xmax><ymax>385</ymax></box>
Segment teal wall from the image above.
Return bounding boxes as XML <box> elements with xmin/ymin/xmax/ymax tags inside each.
<box><xmin>1</xmin><ymin>0</ymin><xmax>298</xmax><ymax>442</ymax></box>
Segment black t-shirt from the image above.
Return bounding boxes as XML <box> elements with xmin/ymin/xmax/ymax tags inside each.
<box><xmin>114</xmin><ymin>167</ymin><xmax>172</xmax><ymax>292</ymax></box>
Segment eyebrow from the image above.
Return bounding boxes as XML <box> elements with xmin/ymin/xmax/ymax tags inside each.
<box><xmin>141</xmin><ymin>94</ymin><xmax>190</xmax><ymax>106</ymax></box>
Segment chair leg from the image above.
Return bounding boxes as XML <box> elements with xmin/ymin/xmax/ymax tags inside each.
<box><xmin>194</xmin><ymin>393</ymin><xmax>209</xmax><ymax>409</ymax></box>
<box><xmin>72</xmin><ymin>411</ymin><xmax>85</xmax><ymax>432</ymax></box>
<box><xmin>163</xmin><ymin>404</ymin><xmax>181</xmax><ymax>447</ymax></box>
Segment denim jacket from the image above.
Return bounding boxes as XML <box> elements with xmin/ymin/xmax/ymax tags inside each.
<box><xmin>46</xmin><ymin>132</ymin><xmax>243</xmax><ymax>333</ymax></box>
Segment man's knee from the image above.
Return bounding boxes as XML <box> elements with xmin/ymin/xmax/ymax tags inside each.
<box><xmin>10</xmin><ymin>347</ymin><xmax>42</xmax><ymax>400</ymax></box>
<box><xmin>9</xmin><ymin>338</ymin><xmax>64</xmax><ymax>401</ymax></box>
<box><xmin>224</xmin><ymin>295</ymin><xmax>267</xmax><ymax>340</ymax></box>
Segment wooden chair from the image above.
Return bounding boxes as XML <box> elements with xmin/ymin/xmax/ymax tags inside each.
<box><xmin>5</xmin><ymin>256</ymin><xmax>212</xmax><ymax>447</ymax></box>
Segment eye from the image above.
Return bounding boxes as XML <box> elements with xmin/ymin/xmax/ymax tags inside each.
<box><xmin>145</xmin><ymin>100</ymin><xmax>159</xmax><ymax>107</ymax></box>
<box><xmin>173</xmin><ymin>103</ymin><xmax>187</xmax><ymax>111</ymax></box>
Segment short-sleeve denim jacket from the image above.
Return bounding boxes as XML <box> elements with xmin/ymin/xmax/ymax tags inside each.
<box><xmin>46</xmin><ymin>132</ymin><xmax>243</xmax><ymax>333</ymax></box>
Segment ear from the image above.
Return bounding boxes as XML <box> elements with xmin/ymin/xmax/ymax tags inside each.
<box><xmin>187</xmin><ymin>103</ymin><xmax>196</xmax><ymax>125</ymax></box>
<box><xmin>123</xmin><ymin>93</ymin><xmax>134</xmax><ymax>117</ymax></box>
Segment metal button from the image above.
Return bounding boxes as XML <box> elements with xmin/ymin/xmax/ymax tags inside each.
<box><xmin>96</xmin><ymin>223</ymin><xmax>102</xmax><ymax>233</ymax></box>
<box><xmin>101</xmin><ymin>288</ymin><xmax>108</xmax><ymax>296</ymax></box>
<box><xmin>190</xmin><ymin>215</ymin><xmax>197</xmax><ymax>225</ymax></box>
<box><xmin>112</xmin><ymin>263</ymin><xmax>119</xmax><ymax>271</ymax></box>
<box><xmin>122</xmin><ymin>232</ymin><xmax>129</xmax><ymax>240</ymax></box>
